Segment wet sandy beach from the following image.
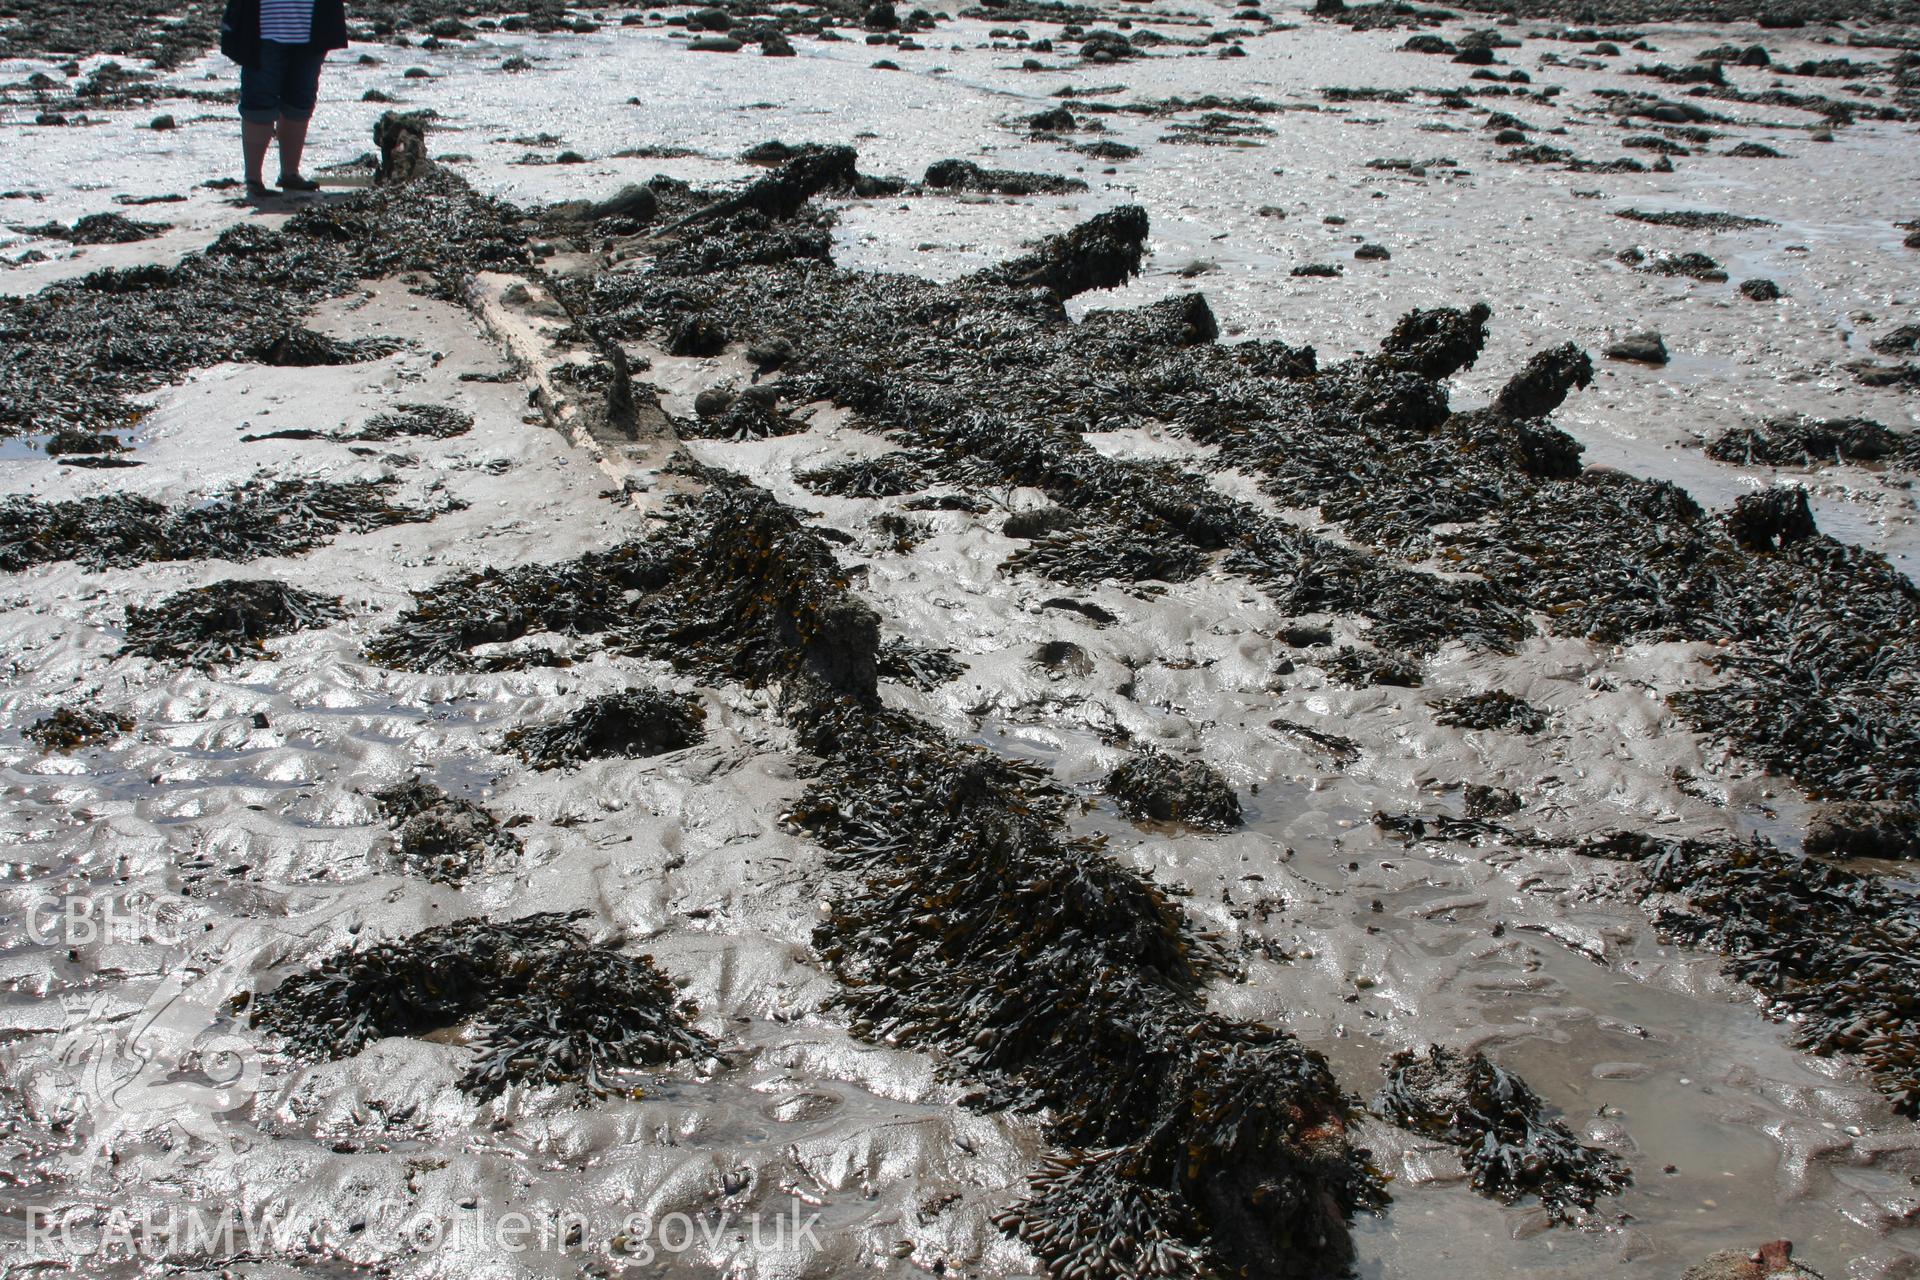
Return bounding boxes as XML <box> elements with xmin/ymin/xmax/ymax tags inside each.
<box><xmin>2</xmin><ymin>2</ymin><xmax>1919</xmax><ymax>1278</ymax></box>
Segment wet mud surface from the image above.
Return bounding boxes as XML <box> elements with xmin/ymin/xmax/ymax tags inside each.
<box><xmin>2</xmin><ymin>3</ymin><xmax>1920</xmax><ymax>1279</ymax></box>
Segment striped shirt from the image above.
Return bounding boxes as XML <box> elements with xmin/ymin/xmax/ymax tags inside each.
<box><xmin>260</xmin><ymin>0</ymin><xmax>317</xmax><ymax>44</ymax></box>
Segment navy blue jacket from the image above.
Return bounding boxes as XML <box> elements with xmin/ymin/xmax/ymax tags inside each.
<box><xmin>221</xmin><ymin>0</ymin><xmax>349</xmax><ymax>66</ymax></box>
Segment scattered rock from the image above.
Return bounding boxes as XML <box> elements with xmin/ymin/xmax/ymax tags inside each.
<box><xmin>1803</xmin><ymin>801</ymin><xmax>1919</xmax><ymax>861</ymax></box>
<box><xmin>1870</xmin><ymin>324</ymin><xmax>1920</xmax><ymax>356</ymax></box>
<box><xmin>1681</xmin><ymin>1241</ymin><xmax>1825</xmax><ymax>1280</ymax></box>
<box><xmin>1605</xmin><ymin>331</ymin><xmax>1669</xmax><ymax>364</ymax></box>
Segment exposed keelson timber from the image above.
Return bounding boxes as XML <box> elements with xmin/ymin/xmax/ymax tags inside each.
<box><xmin>367</xmin><ymin>478</ymin><xmax>1383</xmax><ymax>1277</ymax></box>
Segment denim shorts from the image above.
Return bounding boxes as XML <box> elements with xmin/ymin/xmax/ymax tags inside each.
<box><xmin>238</xmin><ymin>40</ymin><xmax>327</xmax><ymax>123</ymax></box>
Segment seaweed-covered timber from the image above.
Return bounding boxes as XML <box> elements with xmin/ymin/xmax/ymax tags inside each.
<box><xmin>122</xmin><ymin>579</ymin><xmax>344</xmax><ymax>667</ymax></box>
<box><xmin>0</xmin><ymin>479</ymin><xmax>450</xmax><ymax>572</ymax></box>
<box><xmin>573</xmin><ymin>149</ymin><xmax>1920</xmax><ymax>814</ymax></box>
<box><xmin>253</xmin><ymin>911</ymin><xmax>713</xmax><ymax>1099</ymax></box>
<box><xmin>369</xmin><ymin>479</ymin><xmax>1383</xmax><ymax>1278</ymax></box>
<box><xmin>1373</xmin><ymin>1045</ymin><xmax>1631</xmax><ymax>1218</ymax></box>
<box><xmin>791</xmin><ymin>705</ymin><xmax>1380</xmax><ymax>1279</ymax></box>
<box><xmin>372</xmin><ymin>776</ymin><xmax>522</xmax><ymax>884</ymax></box>
<box><xmin>367</xmin><ymin>482</ymin><xmax>879</xmax><ymax>700</ymax></box>
<box><xmin>1705</xmin><ymin>416</ymin><xmax>1919</xmax><ymax>468</ymax></box>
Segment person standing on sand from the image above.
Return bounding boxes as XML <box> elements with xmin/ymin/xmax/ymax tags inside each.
<box><xmin>220</xmin><ymin>0</ymin><xmax>349</xmax><ymax>199</ymax></box>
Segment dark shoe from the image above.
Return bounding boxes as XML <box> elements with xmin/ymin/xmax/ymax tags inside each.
<box><xmin>245</xmin><ymin>179</ymin><xmax>277</xmax><ymax>200</ymax></box>
<box><xmin>278</xmin><ymin>173</ymin><xmax>320</xmax><ymax>192</ymax></box>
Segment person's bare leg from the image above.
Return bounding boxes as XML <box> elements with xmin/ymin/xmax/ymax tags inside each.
<box><xmin>243</xmin><ymin>120</ymin><xmax>276</xmax><ymax>194</ymax></box>
<box><xmin>276</xmin><ymin>115</ymin><xmax>312</xmax><ymax>188</ymax></box>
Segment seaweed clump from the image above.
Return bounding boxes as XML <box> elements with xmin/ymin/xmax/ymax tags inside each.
<box><xmin>0</xmin><ymin>478</ymin><xmax>448</xmax><ymax>572</ymax></box>
<box><xmin>122</xmin><ymin>579</ymin><xmax>344</xmax><ymax>667</ymax></box>
<box><xmin>876</xmin><ymin>636</ymin><xmax>965</xmax><ymax>689</ymax></box>
<box><xmin>347</xmin><ymin>403</ymin><xmax>474</xmax><ymax>441</ymax></box>
<box><xmin>502</xmin><ymin>688</ymin><xmax>706</xmax><ymax>770</ymax></box>
<box><xmin>1433</xmin><ymin>690</ymin><xmax>1549</xmax><ymax>733</ymax></box>
<box><xmin>1007</xmin><ymin>525</ymin><xmax>1208</xmax><ymax>585</ymax></box>
<box><xmin>372</xmin><ymin>776</ymin><xmax>522</xmax><ymax>884</ymax></box>
<box><xmin>24</xmin><ymin>212</ymin><xmax>168</xmax><ymax>244</ymax></box>
<box><xmin>253</xmin><ymin>911</ymin><xmax>713</xmax><ymax>1099</ymax></box>
<box><xmin>794</xmin><ymin>451</ymin><xmax>934</xmax><ymax>498</ymax></box>
<box><xmin>247</xmin><ymin>328</ymin><xmax>406</xmax><ymax>367</ymax></box>
<box><xmin>1322</xmin><ymin>646</ymin><xmax>1423</xmax><ymax>688</ymax></box>
<box><xmin>1373</xmin><ymin>1045</ymin><xmax>1630</xmax><ymax>1219</ymax></box>
<box><xmin>1106</xmin><ymin>749</ymin><xmax>1243</xmax><ymax>830</ymax></box>
<box><xmin>24</xmin><ymin>706</ymin><xmax>133</xmax><ymax>752</ymax></box>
